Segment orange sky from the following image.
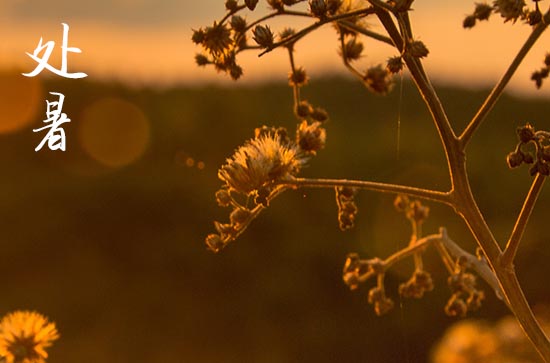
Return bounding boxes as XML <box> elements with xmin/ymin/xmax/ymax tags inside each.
<box><xmin>1</xmin><ymin>1</ymin><xmax>549</xmax><ymax>97</ymax></box>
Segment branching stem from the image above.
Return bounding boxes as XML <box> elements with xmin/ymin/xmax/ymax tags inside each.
<box><xmin>460</xmin><ymin>16</ymin><xmax>549</xmax><ymax>147</ymax></box>
<box><xmin>501</xmin><ymin>173</ymin><xmax>547</xmax><ymax>267</ymax></box>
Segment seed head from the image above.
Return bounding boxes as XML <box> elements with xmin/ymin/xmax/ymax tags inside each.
<box><xmin>268</xmin><ymin>0</ymin><xmax>285</xmax><ymax>11</ymax></box>
<box><xmin>517</xmin><ymin>123</ymin><xmax>535</xmax><ymax>143</ymax></box>
<box><xmin>245</xmin><ymin>0</ymin><xmax>259</xmax><ymax>10</ymax></box>
<box><xmin>252</xmin><ymin>25</ymin><xmax>274</xmax><ymax>48</ymax></box>
<box><xmin>341</xmin><ymin>37</ymin><xmax>364</xmax><ymax>61</ymax></box>
<box><xmin>230</xmin><ymin>15</ymin><xmax>247</xmax><ymax>33</ymax></box>
<box><xmin>506</xmin><ymin>151</ymin><xmax>524</xmax><ymax>168</ymax></box>
<box><xmin>445</xmin><ymin>295</ymin><xmax>468</xmax><ymax>317</ymax></box>
<box><xmin>195</xmin><ymin>53</ymin><xmax>209</xmax><ymax>66</ymax></box>
<box><xmin>295</xmin><ymin>101</ymin><xmax>313</xmax><ymax>117</ymax></box>
<box><xmin>474</xmin><ymin>3</ymin><xmax>493</xmax><ymax>20</ymax></box>
<box><xmin>297</xmin><ymin>121</ymin><xmax>327</xmax><ymax>154</ymax></box>
<box><xmin>493</xmin><ymin>0</ymin><xmax>525</xmax><ymax>22</ymax></box>
<box><xmin>526</xmin><ymin>9</ymin><xmax>542</xmax><ymax>25</ymax></box>
<box><xmin>310</xmin><ymin>0</ymin><xmax>328</xmax><ymax>18</ymax></box>
<box><xmin>289</xmin><ymin>67</ymin><xmax>308</xmax><ymax>87</ymax></box>
<box><xmin>311</xmin><ymin>107</ymin><xmax>329</xmax><ymax>122</ymax></box>
<box><xmin>218</xmin><ymin>132</ymin><xmax>307</xmax><ymax>195</ymax></box>
<box><xmin>363</xmin><ymin>65</ymin><xmax>394</xmax><ymax>95</ymax></box>
<box><xmin>407</xmin><ymin>40</ymin><xmax>429</xmax><ymax>58</ymax></box>
<box><xmin>386</xmin><ymin>56</ymin><xmax>404</xmax><ymax>74</ymax></box>
<box><xmin>205</xmin><ymin>233</ymin><xmax>225</xmax><ymax>252</ymax></box>
<box><xmin>202</xmin><ymin>23</ymin><xmax>233</xmax><ymax>56</ymax></box>
<box><xmin>225</xmin><ymin>0</ymin><xmax>239</xmax><ymax>12</ymax></box>
<box><xmin>463</xmin><ymin>15</ymin><xmax>477</xmax><ymax>28</ymax></box>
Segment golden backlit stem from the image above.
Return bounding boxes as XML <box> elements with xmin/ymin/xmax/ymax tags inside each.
<box><xmin>501</xmin><ymin>173</ymin><xmax>547</xmax><ymax>268</ymax></box>
<box><xmin>283</xmin><ymin>177</ymin><xmax>453</xmax><ymax>205</ymax></box>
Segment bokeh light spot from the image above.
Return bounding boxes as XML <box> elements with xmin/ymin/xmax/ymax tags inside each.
<box><xmin>185</xmin><ymin>157</ymin><xmax>195</xmax><ymax>168</ymax></box>
<box><xmin>0</xmin><ymin>70</ymin><xmax>43</xmax><ymax>134</ymax></box>
<box><xmin>79</xmin><ymin>98</ymin><xmax>150</xmax><ymax>168</ymax></box>
<box><xmin>197</xmin><ymin>161</ymin><xmax>205</xmax><ymax>170</ymax></box>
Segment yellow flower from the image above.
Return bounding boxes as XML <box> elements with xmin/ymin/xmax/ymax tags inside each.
<box><xmin>0</xmin><ymin>311</ymin><xmax>59</xmax><ymax>363</ymax></box>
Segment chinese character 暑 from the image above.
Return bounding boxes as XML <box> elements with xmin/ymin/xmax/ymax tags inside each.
<box><xmin>22</xmin><ymin>23</ymin><xmax>87</xmax><ymax>79</ymax></box>
<box><xmin>33</xmin><ymin>92</ymin><xmax>71</xmax><ymax>152</ymax></box>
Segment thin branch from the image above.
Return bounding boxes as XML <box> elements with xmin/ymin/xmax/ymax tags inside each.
<box><xmin>337</xmin><ymin>20</ymin><xmax>394</xmax><ymax>46</ymax></box>
<box><xmin>501</xmin><ymin>173</ymin><xmax>547</xmax><ymax>268</ymax></box>
<box><xmin>459</xmin><ymin>19</ymin><xmax>549</xmax><ymax>147</ymax></box>
<box><xmin>258</xmin><ymin>7</ymin><xmax>377</xmax><ymax>56</ymax></box>
<box><xmin>280</xmin><ymin>177</ymin><xmax>453</xmax><ymax>205</ymax></box>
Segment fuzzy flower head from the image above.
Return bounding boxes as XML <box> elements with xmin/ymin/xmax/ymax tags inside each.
<box><xmin>0</xmin><ymin>311</ymin><xmax>59</xmax><ymax>363</ymax></box>
<box><xmin>218</xmin><ymin>131</ymin><xmax>307</xmax><ymax>195</ymax></box>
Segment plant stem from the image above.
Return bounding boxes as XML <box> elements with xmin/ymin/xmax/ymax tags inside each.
<box><xmin>501</xmin><ymin>173</ymin><xmax>547</xmax><ymax>268</ymax></box>
<box><xmin>281</xmin><ymin>177</ymin><xmax>452</xmax><ymax>205</ymax></box>
<box><xmin>459</xmin><ymin>20</ymin><xmax>549</xmax><ymax>147</ymax></box>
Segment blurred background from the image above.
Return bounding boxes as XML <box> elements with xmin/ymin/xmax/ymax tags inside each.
<box><xmin>1</xmin><ymin>1</ymin><xmax>550</xmax><ymax>362</ymax></box>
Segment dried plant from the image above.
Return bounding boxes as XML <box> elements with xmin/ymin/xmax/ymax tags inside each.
<box><xmin>194</xmin><ymin>0</ymin><xmax>550</xmax><ymax>360</ymax></box>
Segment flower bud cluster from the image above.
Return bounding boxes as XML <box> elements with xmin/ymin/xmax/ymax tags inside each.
<box><xmin>507</xmin><ymin>123</ymin><xmax>550</xmax><ymax>176</ymax></box>
<box><xmin>342</xmin><ymin>254</ymin><xmax>390</xmax><ymax>316</ymax></box>
<box><xmin>394</xmin><ymin>195</ymin><xmax>430</xmax><ymax>225</ymax></box>
<box><xmin>399</xmin><ymin>270</ymin><xmax>434</xmax><ymax>298</ymax></box>
<box><xmin>463</xmin><ymin>3</ymin><xmax>493</xmax><ymax>28</ymax></box>
<box><xmin>296</xmin><ymin>120</ymin><xmax>327</xmax><ymax>155</ymax></box>
<box><xmin>335</xmin><ymin>186</ymin><xmax>358</xmax><ymax>231</ymax></box>
<box><xmin>342</xmin><ymin>254</ymin><xmax>383</xmax><ymax>290</ymax></box>
<box><xmin>192</xmin><ymin>22</ymin><xmax>244</xmax><ymax>80</ymax></box>
<box><xmin>445</xmin><ymin>258</ymin><xmax>485</xmax><ymax>317</ymax></box>
<box><xmin>368</xmin><ymin>286</ymin><xmax>395</xmax><ymax>316</ymax></box>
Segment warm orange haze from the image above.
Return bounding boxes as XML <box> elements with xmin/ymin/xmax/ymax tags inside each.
<box><xmin>2</xmin><ymin>0</ymin><xmax>550</xmax><ymax>362</ymax></box>
<box><xmin>0</xmin><ymin>0</ymin><xmax>549</xmax><ymax>95</ymax></box>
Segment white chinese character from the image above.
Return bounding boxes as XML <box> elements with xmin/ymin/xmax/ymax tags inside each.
<box><xmin>22</xmin><ymin>23</ymin><xmax>87</xmax><ymax>79</ymax></box>
<box><xmin>34</xmin><ymin>92</ymin><xmax>71</xmax><ymax>151</ymax></box>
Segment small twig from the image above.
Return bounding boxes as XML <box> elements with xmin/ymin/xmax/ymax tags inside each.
<box><xmin>280</xmin><ymin>177</ymin><xmax>453</xmax><ymax>205</ymax></box>
<box><xmin>337</xmin><ymin>20</ymin><xmax>394</xmax><ymax>46</ymax></box>
<box><xmin>258</xmin><ymin>7</ymin><xmax>377</xmax><ymax>56</ymax></box>
<box><xmin>501</xmin><ymin>173</ymin><xmax>547</xmax><ymax>268</ymax></box>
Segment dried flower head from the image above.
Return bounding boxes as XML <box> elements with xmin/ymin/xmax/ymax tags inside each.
<box><xmin>297</xmin><ymin>121</ymin><xmax>327</xmax><ymax>154</ymax></box>
<box><xmin>340</xmin><ymin>37</ymin><xmax>364</xmax><ymax>61</ymax></box>
<box><xmin>200</xmin><ymin>23</ymin><xmax>233</xmax><ymax>56</ymax></box>
<box><xmin>493</xmin><ymin>0</ymin><xmax>526</xmax><ymax>22</ymax></box>
<box><xmin>0</xmin><ymin>311</ymin><xmax>59</xmax><ymax>363</ymax></box>
<box><xmin>386</xmin><ymin>56</ymin><xmax>404</xmax><ymax>74</ymax></box>
<box><xmin>268</xmin><ymin>0</ymin><xmax>285</xmax><ymax>11</ymax></box>
<box><xmin>407</xmin><ymin>40</ymin><xmax>429</xmax><ymax>58</ymax></box>
<box><xmin>218</xmin><ymin>131</ymin><xmax>307</xmax><ymax>195</ymax></box>
<box><xmin>245</xmin><ymin>0</ymin><xmax>259</xmax><ymax>10</ymax></box>
<box><xmin>252</xmin><ymin>25</ymin><xmax>274</xmax><ymax>48</ymax></box>
<box><xmin>230</xmin><ymin>15</ymin><xmax>247</xmax><ymax>33</ymax></box>
<box><xmin>474</xmin><ymin>3</ymin><xmax>493</xmax><ymax>20</ymax></box>
<box><xmin>363</xmin><ymin>65</ymin><xmax>394</xmax><ymax>95</ymax></box>
<box><xmin>288</xmin><ymin>67</ymin><xmax>308</xmax><ymax>87</ymax></box>
<box><xmin>310</xmin><ymin>0</ymin><xmax>328</xmax><ymax>18</ymax></box>
<box><xmin>225</xmin><ymin>0</ymin><xmax>239</xmax><ymax>12</ymax></box>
